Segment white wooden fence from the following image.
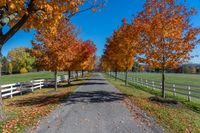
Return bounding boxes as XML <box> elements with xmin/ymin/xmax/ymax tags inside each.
<box><xmin>109</xmin><ymin>72</ymin><xmax>200</xmax><ymax>101</ymax></box>
<box><xmin>1</xmin><ymin>71</ymin><xmax>88</xmax><ymax>99</ymax></box>
<box><xmin>1</xmin><ymin>79</ymin><xmax>45</xmax><ymax>98</ymax></box>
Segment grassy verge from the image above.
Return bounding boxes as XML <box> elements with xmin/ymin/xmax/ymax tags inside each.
<box><xmin>0</xmin><ymin>77</ymin><xmax>86</xmax><ymax>133</ymax></box>
<box><xmin>0</xmin><ymin>71</ymin><xmax>66</xmax><ymax>85</ymax></box>
<box><xmin>104</xmin><ymin>74</ymin><xmax>200</xmax><ymax>133</ymax></box>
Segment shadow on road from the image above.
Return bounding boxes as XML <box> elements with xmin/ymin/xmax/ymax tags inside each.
<box><xmin>8</xmin><ymin>92</ymin><xmax>70</xmax><ymax>107</ymax></box>
<box><xmin>60</xmin><ymin>82</ymin><xmax>108</xmax><ymax>88</ymax></box>
<box><xmin>11</xmin><ymin>90</ymin><xmax>128</xmax><ymax>107</ymax></box>
<box><xmin>82</xmin><ymin>78</ymin><xmax>106</xmax><ymax>81</ymax></box>
<box><xmin>65</xmin><ymin>91</ymin><xmax>129</xmax><ymax>105</ymax></box>
<box><xmin>73</xmin><ymin>78</ymin><xmax>106</xmax><ymax>82</ymax></box>
<box><xmin>10</xmin><ymin>77</ymin><xmax>127</xmax><ymax>107</ymax></box>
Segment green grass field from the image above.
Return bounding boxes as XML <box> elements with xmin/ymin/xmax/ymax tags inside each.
<box><xmin>127</xmin><ymin>72</ymin><xmax>200</xmax><ymax>86</ymax></box>
<box><xmin>0</xmin><ymin>71</ymin><xmax>67</xmax><ymax>85</ymax></box>
<box><xmin>104</xmin><ymin>74</ymin><xmax>200</xmax><ymax>133</ymax></box>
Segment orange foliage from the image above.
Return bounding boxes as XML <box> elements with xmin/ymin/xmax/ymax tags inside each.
<box><xmin>32</xmin><ymin>17</ymin><xmax>78</xmax><ymax>72</ymax></box>
<box><xmin>0</xmin><ymin>0</ymin><xmax>85</xmax><ymax>35</ymax></box>
<box><xmin>100</xmin><ymin>19</ymin><xmax>139</xmax><ymax>72</ymax></box>
<box><xmin>134</xmin><ymin>0</ymin><xmax>200</xmax><ymax>69</ymax></box>
<box><xmin>69</xmin><ymin>40</ymin><xmax>97</xmax><ymax>71</ymax></box>
<box><xmin>32</xmin><ymin>17</ymin><xmax>96</xmax><ymax>72</ymax></box>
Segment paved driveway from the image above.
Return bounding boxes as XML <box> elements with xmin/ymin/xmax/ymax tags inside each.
<box><xmin>32</xmin><ymin>73</ymin><xmax>163</xmax><ymax>133</ymax></box>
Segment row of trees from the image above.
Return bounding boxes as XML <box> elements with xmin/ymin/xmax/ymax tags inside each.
<box><xmin>32</xmin><ymin>18</ymin><xmax>96</xmax><ymax>90</ymax></box>
<box><xmin>0</xmin><ymin>0</ymin><xmax>103</xmax><ymax>119</ymax></box>
<box><xmin>100</xmin><ymin>0</ymin><xmax>200</xmax><ymax>98</ymax></box>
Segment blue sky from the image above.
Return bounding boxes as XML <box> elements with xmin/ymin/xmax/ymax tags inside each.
<box><xmin>2</xmin><ymin>0</ymin><xmax>200</xmax><ymax>63</ymax></box>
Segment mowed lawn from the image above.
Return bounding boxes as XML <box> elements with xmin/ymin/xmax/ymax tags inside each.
<box><xmin>0</xmin><ymin>71</ymin><xmax>67</xmax><ymax>85</ymax></box>
<box><xmin>128</xmin><ymin>72</ymin><xmax>200</xmax><ymax>86</ymax></box>
<box><xmin>104</xmin><ymin>74</ymin><xmax>200</xmax><ymax>133</ymax></box>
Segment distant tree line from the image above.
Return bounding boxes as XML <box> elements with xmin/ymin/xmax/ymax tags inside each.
<box><xmin>132</xmin><ymin>62</ymin><xmax>200</xmax><ymax>74</ymax></box>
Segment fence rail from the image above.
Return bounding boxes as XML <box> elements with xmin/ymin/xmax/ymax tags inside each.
<box><xmin>109</xmin><ymin>72</ymin><xmax>200</xmax><ymax>101</ymax></box>
<box><xmin>1</xmin><ymin>71</ymin><xmax>87</xmax><ymax>99</ymax></box>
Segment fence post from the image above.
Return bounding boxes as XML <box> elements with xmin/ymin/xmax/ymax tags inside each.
<box><xmin>160</xmin><ymin>82</ymin><xmax>162</xmax><ymax>89</ymax></box>
<box><xmin>173</xmin><ymin>84</ymin><xmax>176</xmax><ymax>96</ymax></box>
<box><xmin>188</xmin><ymin>85</ymin><xmax>191</xmax><ymax>102</ymax></box>
<box><xmin>10</xmin><ymin>85</ymin><xmax>13</xmax><ymax>98</ymax></box>
<box><xmin>32</xmin><ymin>81</ymin><xmax>34</xmax><ymax>92</ymax></box>
<box><xmin>40</xmin><ymin>81</ymin><xmax>42</xmax><ymax>89</ymax></box>
<box><xmin>152</xmin><ymin>81</ymin><xmax>155</xmax><ymax>90</ymax></box>
<box><xmin>146</xmin><ymin>80</ymin><xmax>148</xmax><ymax>88</ymax></box>
<box><xmin>20</xmin><ymin>83</ymin><xmax>23</xmax><ymax>95</ymax></box>
<box><xmin>141</xmin><ymin>78</ymin><xmax>143</xmax><ymax>86</ymax></box>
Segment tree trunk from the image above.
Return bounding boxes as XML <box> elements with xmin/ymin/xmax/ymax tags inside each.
<box><xmin>125</xmin><ymin>69</ymin><xmax>128</xmax><ymax>86</ymax></box>
<box><xmin>115</xmin><ymin>70</ymin><xmax>117</xmax><ymax>80</ymax></box>
<box><xmin>82</xmin><ymin>70</ymin><xmax>84</xmax><ymax>78</ymax></box>
<box><xmin>0</xmin><ymin>54</ymin><xmax>5</xmax><ymax>120</ymax></box>
<box><xmin>161</xmin><ymin>67</ymin><xmax>165</xmax><ymax>98</ymax></box>
<box><xmin>0</xmin><ymin>59</ymin><xmax>1</xmax><ymax>77</ymax></box>
<box><xmin>76</xmin><ymin>71</ymin><xmax>78</xmax><ymax>79</ymax></box>
<box><xmin>68</xmin><ymin>71</ymin><xmax>71</xmax><ymax>85</ymax></box>
<box><xmin>54</xmin><ymin>70</ymin><xmax>58</xmax><ymax>91</ymax></box>
<box><xmin>0</xmin><ymin>91</ymin><xmax>4</xmax><ymax>120</ymax></box>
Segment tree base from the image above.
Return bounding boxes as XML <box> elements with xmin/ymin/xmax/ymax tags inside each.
<box><xmin>149</xmin><ymin>96</ymin><xmax>181</xmax><ymax>107</ymax></box>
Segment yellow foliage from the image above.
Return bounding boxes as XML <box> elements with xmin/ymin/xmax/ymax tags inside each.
<box><xmin>20</xmin><ymin>67</ymin><xmax>28</xmax><ymax>73</ymax></box>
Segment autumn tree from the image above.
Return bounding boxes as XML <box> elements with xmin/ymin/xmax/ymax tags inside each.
<box><xmin>134</xmin><ymin>0</ymin><xmax>200</xmax><ymax>98</ymax></box>
<box><xmin>63</xmin><ymin>39</ymin><xmax>81</xmax><ymax>84</ymax></box>
<box><xmin>32</xmin><ymin>18</ymin><xmax>78</xmax><ymax>90</ymax></box>
<box><xmin>68</xmin><ymin>40</ymin><xmax>96</xmax><ymax>79</ymax></box>
<box><xmin>101</xmin><ymin>19</ymin><xmax>139</xmax><ymax>85</ymax></box>
<box><xmin>100</xmin><ymin>38</ymin><xmax>123</xmax><ymax>80</ymax></box>
<box><xmin>79</xmin><ymin>40</ymin><xmax>96</xmax><ymax>76</ymax></box>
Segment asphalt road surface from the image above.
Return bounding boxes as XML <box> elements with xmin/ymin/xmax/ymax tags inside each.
<box><xmin>32</xmin><ymin>73</ymin><xmax>163</xmax><ymax>133</ymax></box>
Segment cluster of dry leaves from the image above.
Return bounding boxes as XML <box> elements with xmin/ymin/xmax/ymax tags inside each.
<box><xmin>0</xmin><ymin>87</ymin><xmax>75</xmax><ymax>133</ymax></box>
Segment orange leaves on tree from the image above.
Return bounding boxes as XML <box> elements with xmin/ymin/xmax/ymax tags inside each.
<box><xmin>100</xmin><ymin>19</ymin><xmax>139</xmax><ymax>72</ymax></box>
<box><xmin>69</xmin><ymin>40</ymin><xmax>97</xmax><ymax>71</ymax></box>
<box><xmin>0</xmin><ymin>0</ymin><xmax>85</xmax><ymax>34</ymax></box>
<box><xmin>135</xmin><ymin>0</ymin><xmax>200</xmax><ymax>70</ymax></box>
<box><xmin>134</xmin><ymin>0</ymin><xmax>200</xmax><ymax>97</ymax></box>
<box><xmin>32</xmin><ymin>17</ymin><xmax>77</xmax><ymax>72</ymax></box>
<box><xmin>32</xmin><ymin>17</ymin><xmax>97</xmax><ymax>73</ymax></box>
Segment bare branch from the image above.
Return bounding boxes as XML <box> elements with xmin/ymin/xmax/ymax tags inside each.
<box><xmin>66</xmin><ymin>0</ymin><xmax>105</xmax><ymax>19</ymax></box>
<box><xmin>67</xmin><ymin>6</ymin><xmax>94</xmax><ymax>19</ymax></box>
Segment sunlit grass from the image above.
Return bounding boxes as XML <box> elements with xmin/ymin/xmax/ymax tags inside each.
<box><xmin>0</xmin><ymin>71</ymin><xmax>67</xmax><ymax>85</ymax></box>
<box><xmin>104</xmin><ymin>74</ymin><xmax>200</xmax><ymax>133</ymax></box>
